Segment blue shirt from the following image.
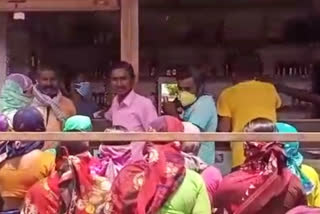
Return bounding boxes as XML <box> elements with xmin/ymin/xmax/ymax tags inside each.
<box><xmin>182</xmin><ymin>95</ymin><xmax>217</xmax><ymax>164</ymax></box>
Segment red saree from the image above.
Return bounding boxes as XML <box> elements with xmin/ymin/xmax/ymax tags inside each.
<box><xmin>22</xmin><ymin>152</ymin><xmax>113</xmax><ymax>214</ymax></box>
<box><xmin>214</xmin><ymin>142</ymin><xmax>307</xmax><ymax>214</ymax></box>
<box><xmin>111</xmin><ymin>142</ymin><xmax>186</xmax><ymax>214</ymax></box>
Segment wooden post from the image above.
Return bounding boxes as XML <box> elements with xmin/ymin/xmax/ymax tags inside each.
<box><xmin>0</xmin><ymin>13</ymin><xmax>7</xmax><ymax>90</ymax></box>
<box><xmin>121</xmin><ymin>0</ymin><xmax>139</xmax><ymax>82</ymax></box>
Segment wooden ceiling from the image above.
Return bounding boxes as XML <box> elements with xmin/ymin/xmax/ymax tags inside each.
<box><xmin>0</xmin><ymin>0</ymin><xmax>120</xmax><ymax>11</ymax></box>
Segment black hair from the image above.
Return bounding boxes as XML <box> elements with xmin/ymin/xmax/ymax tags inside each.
<box><xmin>110</xmin><ymin>61</ymin><xmax>135</xmax><ymax>79</ymax></box>
<box><xmin>230</xmin><ymin>53</ymin><xmax>263</xmax><ymax>75</ymax></box>
<box><xmin>243</xmin><ymin>118</ymin><xmax>277</xmax><ymax>133</ymax></box>
<box><xmin>104</xmin><ymin>125</ymin><xmax>128</xmax><ymax>132</ymax></box>
<box><xmin>176</xmin><ymin>65</ymin><xmax>206</xmax><ymax>95</ymax></box>
<box><xmin>60</xmin><ymin>139</ymin><xmax>90</xmax><ymax>156</ymax></box>
<box><xmin>36</xmin><ymin>65</ymin><xmax>59</xmax><ymax>80</ymax></box>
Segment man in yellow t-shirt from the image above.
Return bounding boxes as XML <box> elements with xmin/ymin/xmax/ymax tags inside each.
<box><xmin>217</xmin><ymin>54</ymin><xmax>281</xmax><ymax>167</ymax></box>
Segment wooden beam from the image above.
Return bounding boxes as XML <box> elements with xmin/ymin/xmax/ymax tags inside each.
<box><xmin>0</xmin><ymin>13</ymin><xmax>7</xmax><ymax>90</ymax></box>
<box><xmin>1</xmin><ymin>132</ymin><xmax>320</xmax><ymax>143</ymax></box>
<box><xmin>0</xmin><ymin>0</ymin><xmax>120</xmax><ymax>11</ymax></box>
<box><xmin>121</xmin><ymin>0</ymin><xmax>139</xmax><ymax>81</ymax></box>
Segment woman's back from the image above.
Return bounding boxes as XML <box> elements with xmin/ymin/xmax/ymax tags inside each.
<box><xmin>159</xmin><ymin>169</ymin><xmax>211</xmax><ymax>214</ymax></box>
<box><xmin>0</xmin><ymin>150</ymin><xmax>55</xmax><ymax>210</ymax></box>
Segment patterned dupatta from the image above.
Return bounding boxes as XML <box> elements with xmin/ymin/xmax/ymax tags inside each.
<box><xmin>111</xmin><ymin>142</ymin><xmax>186</xmax><ymax>214</ymax></box>
<box><xmin>22</xmin><ymin>151</ymin><xmax>113</xmax><ymax>214</ymax></box>
<box><xmin>214</xmin><ymin>141</ymin><xmax>305</xmax><ymax>214</ymax></box>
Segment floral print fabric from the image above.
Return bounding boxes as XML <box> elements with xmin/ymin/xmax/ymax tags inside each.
<box><xmin>22</xmin><ymin>155</ymin><xmax>113</xmax><ymax>214</ymax></box>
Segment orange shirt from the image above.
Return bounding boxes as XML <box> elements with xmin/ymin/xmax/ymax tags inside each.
<box><xmin>0</xmin><ymin>151</ymin><xmax>55</xmax><ymax>199</ymax></box>
<box><xmin>35</xmin><ymin>96</ymin><xmax>76</xmax><ymax>149</ymax></box>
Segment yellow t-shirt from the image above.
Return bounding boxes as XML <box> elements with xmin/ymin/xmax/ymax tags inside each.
<box><xmin>217</xmin><ymin>80</ymin><xmax>281</xmax><ymax>167</ymax></box>
<box><xmin>301</xmin><ymin>164</ymin><xmax>320</xmax><ymax>207</ymax></box>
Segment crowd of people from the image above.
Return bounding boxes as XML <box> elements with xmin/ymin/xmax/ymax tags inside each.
<box><xmin>0</xmin><ymin>54</ymin><xmax>318</xmax><ymax>213</ymax></box>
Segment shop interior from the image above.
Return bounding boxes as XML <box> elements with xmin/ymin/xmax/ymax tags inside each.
<box><xmin>1</xmin><ymin>0</ymin><xmax>320</xmax><ymax>175</ymax></box>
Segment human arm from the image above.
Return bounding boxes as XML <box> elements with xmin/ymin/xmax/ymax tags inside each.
<box><xmin>192</xmin><ymin>174</ymin><xmax>212</xmax><ymax>214</ymax></box>
<box><xmin>218</xmin><ymin>116</ymin><xmax>232</xmax><ymax>132</ymax></box>
<box><xmin>162</xmin><ymin>98</ymin><xmax>180</xmax><ymax>118</ymax></box>
<box><xmin>216</xmin><ymin>92</ymin><xmax>232</xmax><ymax>132</ymax></box>
<box><xmin>39</xmin><ymin>152</ymin><xmax>56</xmax><ymax>178</ymax></box>
<box><xmin>142</xmin><ymin>99</ymin><xmax>159</xmax><ymax>130</ymax></box>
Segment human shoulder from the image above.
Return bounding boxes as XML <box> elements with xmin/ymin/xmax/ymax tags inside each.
<box><xmin>301</xmin><ymin>164</ymin><xmax>319</xmax><ymax>182</ymax></box>
<box><xmin>20</xmin><ymin>150</ymin><xmax>55</xmax><ymax>166</ymax></box>
<box><xmin>219</xmin><ymin>85</ymin><xmax>237</xmax><ymax>98</ymax></box>
<box><xmin>60</xmin><ymin>96</ymin><xmax>76</xmax><ymax>116</ymax></box>
<box><xmin>198</xmin><ymin>95</ymin><xmax>214</xmax><ymax>102</ymax></box>
<box><xmin>134</xmin><ymin>92</ymin><xmax>154</xmax><ymax>106</ymax></box>
<box><xmin>60</xmin><ymin>95</ymin><xmax>74</xmax><ymax>106</ymax></box>
<box><xmin>185</xmin><ymin>169</ymin><xmax>204</xmax><ymax>183</ymax></box>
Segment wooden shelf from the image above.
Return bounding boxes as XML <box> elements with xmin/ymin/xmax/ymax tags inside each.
<box><xmin>0</xmin><ymin>0</ymin><xmax>120</xmax><ymax>11</ymax></box>
<box><xmin>140</xmin><ymin>0</ymin><xmax>310</xmax><ymax>10</ymax></box>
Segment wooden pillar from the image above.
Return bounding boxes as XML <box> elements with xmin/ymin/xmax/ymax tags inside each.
<box><xmin>0</xmin><ymin>13</ymin><xmax>7</xmax><ymax>90</ymax></box>
<box><xmin>121</xmin><ymin>0</ymin><xmax>139</xmax><ymax>81</ymax></box>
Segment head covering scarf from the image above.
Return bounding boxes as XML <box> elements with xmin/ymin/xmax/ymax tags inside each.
<box><xmin>95</xmin><ymin>127</ymin><xmax>132</xmax><ymax>182</ymax></box>
<box><xmin>149</xmin><ymin>116</ymin><xmax>207</xmax><ymax>172</ymax></box>
<box><xmin>149</xmin><ymin>116</ymin><xmax>184</xmax><ymax>132</ymax></box>
<box><xmin>63</xmin><ymin>115</ymin><xmax>92</xmax><ymax>132</ymax></box>
<box><xmin>286</xmin><ymin>206</ymin><xmax>320</xmax><ymax>214</ymax></box>
<box><xmin>112</xmin><ymin>142</ymin><xmax>185</xmax><ymax>214</ymax></box>
<box><xmin>276</xmin><ymin>122</ymin><xmax>315</xmax><ymax>195</ymax></box>
<box><xmin>0</xmin><ymin>113</ymin><xmax>9</xmax><ymax>132</ymax></box>
<box><xmin>23</xmin><ymin>116</ymin><xmax>112</xmax><ymax>214</ymax></box>
<box><xmin>22</xmin><ymin>154</ymin><xmax>113</xmax><ymax>214</ymax></box>
<box><xmin>0</xmin><ymin>74</ymin><xmax>33</xmax><ymax>124</ymax></box>
<box><xmin>181</xmin><ymin>122</ymin><xmax>200</xmax><ymax>154</ymax></box>
<box><xmin>214</xmin><ymin>120</ymin><xmax>306</xmax><ymax>214</ymax></box>
<box><xmin>0</xmin><ymin>107</ymin><xmax>44</xmax><ymax>164</ymax></box>
<box><xmin>32</xmin><ymin>85</ymin><xmax>67</xmax><ymax>122</ymax></box>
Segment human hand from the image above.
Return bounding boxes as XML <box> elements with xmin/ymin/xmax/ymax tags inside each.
<box><xmin>162</xmin><ymin>97</ymin><xmax>179</xmax><ymax>116</ymax></box>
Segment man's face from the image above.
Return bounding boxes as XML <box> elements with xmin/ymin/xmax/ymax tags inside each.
<box><xmin>111</xmin><ymin>68</ymin><xmax>134</xmax><ymax>96</ymax></box>
<box><xmin>37</xmin><ymin>70</ymin><xmax>59</xmax><ymax>97</ymax></box>
<box><xmin>177</xmin><ymin>77</ymin><xmax>197</xmax><ymax>95</ymax></box>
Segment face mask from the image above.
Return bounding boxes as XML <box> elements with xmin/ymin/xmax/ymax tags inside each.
<box><xmin>74</xmin><ymin>82</ymin><xmax>91</xmax><ymax>98</ymax></box>
<box><xmin>178</xmin><ymin>91</ymin><xmax>197</xmax><ymax>107</ymax></box>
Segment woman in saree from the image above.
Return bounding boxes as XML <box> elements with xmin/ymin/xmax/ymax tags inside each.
<box><xmin>286</xmin><ymin>206</ymin><xmax>320</xmax><ymax>214</ymax></box>
<box><xmin>0</xmin><ymin>107</ymin><xmax>55</xmax><ymax>213</ymax></box>
<box><xmin>148</xmin><ymin>116</ymin><xmax>222</xmax><ymax>205</ymax></box>
<box><xmin>112</xmin><ymin>140</ymin><xmax>211</xmax><ymax>214</ymax></box>
<box><xmin>0</xmin><ymin>74</ymin><xmax>33</xmax><ymax>128</ymax></box>
<box><xmin>95</xmin><ymin>126</ymin><xmax>132</xmax><ymax>182</ymax></box>
<box><xmin>276</xmin><ymin>122</ymin><xmax>320</xmax><ymax>207</ymax></box>
<box><xmin>111</xmin><ymin>116</ymin><xmax>211</xmax><ymax>213</ymax></box>
<box><xmin>214</xmin><ymin>118</ymin><xmax>307</xmax><ymax>214</ymax></box>
<box><xmin>22</xmin><ymin>115</ymin><xmax>113</xmax><ymax>214</ymax></box>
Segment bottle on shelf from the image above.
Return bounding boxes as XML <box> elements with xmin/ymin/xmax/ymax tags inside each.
<box><xmin>149</xmin><ymin>63</ymin><xmax>157</xmax><ymax>77</ymax></box>
<box><xmin>224</xmin><ymin>63</ymin><xmax>230</xmax><ymax>77</ymax></box>
<box><xmin>172</xmin><ymin>68</ymin><xmax>177</xmax><ymax>76</ymax></box>
<box><xmin>275</xmin><ymin>62</ymin><xmax>281</xmax><ymax>77</ymax></box>
<box><xmin>166</xmin><ymin>69</ymin><xmax>172</xmax><ymax>77</ymax></box>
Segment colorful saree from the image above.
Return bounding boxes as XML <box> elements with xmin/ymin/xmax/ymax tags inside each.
<box><xmin>286</xmin><ymin>206</ymin><xmax>320</xmax><ymax>214</ymax></box>
<box><xmin>111</xmin><ymin>142</ymin><xmax>186</xmax><ymax>214</ymax></box>
<box><xmin>22</xmin><ymin>153</ymin><xmax>113</xmax><ymax>214</ymax></box>
<box><xmin>214</xmin><ymin>141</ymin><xmax>307</xmax><ymax>214</ymax></box>
<box><xmin>95</xmin><ymin>145</ymin><xmax>131</xmax><ymax>182</ymax></box>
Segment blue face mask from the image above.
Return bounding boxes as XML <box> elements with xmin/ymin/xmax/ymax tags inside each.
<box><xmin>74</xmin><ymin>82</ymin><xmax>91</xmax><ymax>98</ymax></box>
